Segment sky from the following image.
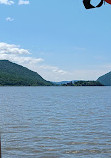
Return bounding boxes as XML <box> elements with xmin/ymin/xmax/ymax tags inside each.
<box><xmin>0</xmin><ymin>0</ymin><xmax>111</xmax><ymax>81</ymax></box>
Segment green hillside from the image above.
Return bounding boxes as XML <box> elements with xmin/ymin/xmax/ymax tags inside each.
<box><xmin>0</xmin><ymin>60</ymin><xmax>53</xmax><ymax>86</ymax></box>
<box><xmin>97</xmin><ymin>71</ymin><xmax>111</xmax><ymax>86</ymax></box>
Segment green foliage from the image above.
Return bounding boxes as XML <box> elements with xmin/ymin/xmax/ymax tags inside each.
<box><xmin>62</xmin><ymin>80</ymin><xmax>103</xmax><ymax>86</ymax></box>
<box><xmin>0</xmin><ymin>60</ymin><xmax>53</xmax><ymax>86</ymax></box>
<box><xmin>97</xmin><ymin>71</ymin><xmax>111</xmax><ymax>86</ymax></box>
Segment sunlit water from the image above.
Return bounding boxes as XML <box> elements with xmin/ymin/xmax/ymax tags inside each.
<box><xmin>0</xmin><ymin>87</ymin><xmax>111</xmax><ymax>158</ymax></box>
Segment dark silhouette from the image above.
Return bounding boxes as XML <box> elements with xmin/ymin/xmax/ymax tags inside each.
<box><xmin>96</xmin><ymin>0</ymin><xmax>104</xmax><ymax>7</ymax></box>
<box><xmin>83</xmin><ymin>0</ymin><xmax>104</xmax><ymax>9</ymax></box>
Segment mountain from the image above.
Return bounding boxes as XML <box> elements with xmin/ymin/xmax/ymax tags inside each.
<box><xmin>0</xmin><ymin>60</ymin><xmax>53</xmax><ymax>86</ymax></box>
<box><xmin>97</xmin><ymin>71</ymin><xmax>111</xmax><ymax>86</ymax></box>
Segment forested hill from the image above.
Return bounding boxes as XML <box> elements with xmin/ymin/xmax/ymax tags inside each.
<box><xmin>97</xmin><ymin>71</ymin><xmax>111</xmax><ymax>86</ymax></box>
<box><xmin>0</xmin><ymin>60</ymin><xmax>53</xmax><ymax>86</ymax></box>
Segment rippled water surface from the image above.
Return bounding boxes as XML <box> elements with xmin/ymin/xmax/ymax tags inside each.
<box><xmin>0</xmin><ymin>86</ymin><xmax>111</xmax><ymax>158</ymax></box>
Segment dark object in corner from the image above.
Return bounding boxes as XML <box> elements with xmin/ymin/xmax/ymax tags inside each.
<box><xmin>83</xmin><ymin>0</ymin><xmax>104</xmax><ymax>9</ymax></box>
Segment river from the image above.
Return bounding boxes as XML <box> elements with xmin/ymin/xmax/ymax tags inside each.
<box><xmin>0</xmin><ymin>87</ymin><xmax>111</xmax><ymax>158</ymax></box>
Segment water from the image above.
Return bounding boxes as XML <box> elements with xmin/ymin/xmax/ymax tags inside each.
<box><xmin>0</xmin><ymin>86</ymin><xmax>111</xmax><ymax>158</ymax></box>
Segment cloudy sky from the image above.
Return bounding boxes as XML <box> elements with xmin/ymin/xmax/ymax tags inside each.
<box><xmin>0</xmin><ymin>0</ymin><xmax>111</xmax><ymax>81</ymax></box>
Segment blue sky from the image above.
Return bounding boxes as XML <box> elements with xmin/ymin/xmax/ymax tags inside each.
<box><xmin>0</xmin><ymin>0</ymin><xmax>111</xmax><ymax>81</ymax></box>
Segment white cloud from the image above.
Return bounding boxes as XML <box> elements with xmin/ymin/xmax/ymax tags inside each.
<box><xmin>26</xmin><ymin>64</ymin><xmax>68</xmax><ymax>82</ymax></box>
<box><xmin>18</xmin><ymin>0</ymin><xmax>29</xmax><ymax>5</ymax></box>
<box><xmin>0</xmin><ymin>42</ymin><xmax>68</xmax><ymax>81</ymax></box>
<box><xmin>0</xmin><ymin>54</ymin><xmax>43</xmax><ymax>65</ymax></box>
<box><xmin>1</xmin><ymin>42</ymin><xmax>109</xmax><ymax>82</ymax></box>
<box><xmin>40</xmin><ymin>65</ymin><xmax>67</xmax><ymax>75</ymax></box>
<box><xmin>0</xmin><ymin>0</ymin><xmax>14</xmax><ymax>5</ymax></box>
<box><xmin>0</xmin><ymin>42</ymin><xmax>30</xmax><ymax>55</ymax></box>
<box><xmin>6</xmin><ymin>17</ymin><xmax>14</xmax><ymax>22</ymax></box>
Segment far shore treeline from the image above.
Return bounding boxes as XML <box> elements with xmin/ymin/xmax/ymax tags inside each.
<box><xmin>60</xmin><ymin>81</ymin><xmax>103</xmax><ymax>86</ymax></box>
<box><xmin>0</xmin><ymin>60</ymin><xmax>110</xmax><ymax>86</ymax></box>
